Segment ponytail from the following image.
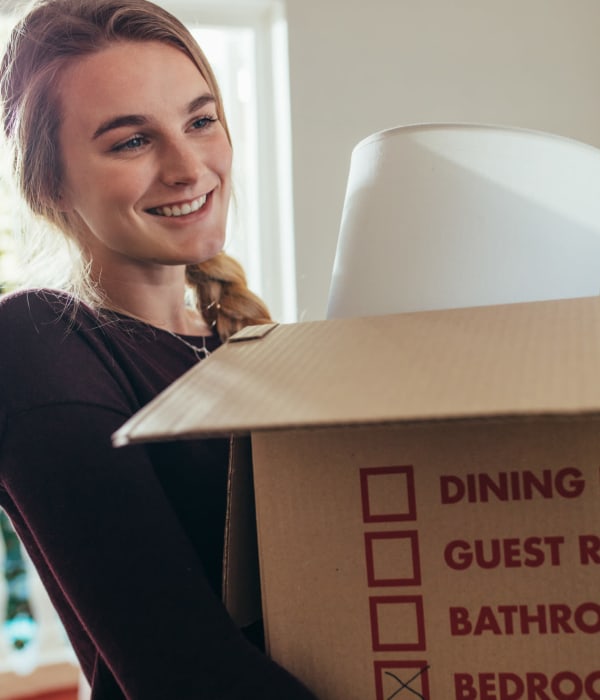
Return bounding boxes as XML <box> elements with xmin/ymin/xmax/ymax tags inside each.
<box><xmin>186</xmin><ymin>252</ymin><xmax>272</xmax><ymax>342</ymax></box>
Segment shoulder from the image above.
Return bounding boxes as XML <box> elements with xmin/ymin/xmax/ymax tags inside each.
<box><xmin>0</xmin><ymin>287</ymin><xmax>88</xmax><ymax>367</ymax></box>
<box><xmin>0</xmin><ymin>288</ymin><xmax>131</xmax><ymax>413</ymax></box>
<box><xmin>0</xmin><ymin>288</ymin><xmax>82</xmax><ymax>331</ymax></box>
<box><xmin>0</xmin><ymin>288</ymin><xmax>103</xmax><ymax>356</ymax></box>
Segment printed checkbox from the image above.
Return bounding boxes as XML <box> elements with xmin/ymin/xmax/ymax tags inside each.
<box><xmin>360</xmin><ymin>465</ymin><xmax>416</xmax><ymax>523</ymax></box>
<box><xmin>364</xmin><ymin>530</ymin><xmax>421</xmax><ymax>587</ymax></box>
<box><xmin>369</xmin><ymin>595</ymin><xmax>426</xmax><ymax>651</ymax></box>
<box><xmin>373</xmin><ymin>660</ymin><xmax>430</xmax><ymax>700</ymax></box>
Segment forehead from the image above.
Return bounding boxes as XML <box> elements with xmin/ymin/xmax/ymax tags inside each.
<box><xmin>58</xmin><ymin>40</ymin><xmax>212</xmax><ymax>130</ymax></box>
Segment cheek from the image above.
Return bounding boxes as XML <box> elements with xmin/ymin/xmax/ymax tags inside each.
<box><xmin>224</xmin><ymin>143</ymin><xmax>233</xmax><ymax>172</ymax></box>
<box><xmin>66</xmin><ymin>166</ymin><xmax>145</xmax><ymax>218</ymax></box>
<box><xmin>212</xmin><ymin>134</ymin><xmax>233</xmax><ymax>179</ymax></box>
<box><xmin>62</xmin><ymin>176</ymin><xmax>144</xmax><ymax>250</ymax></box>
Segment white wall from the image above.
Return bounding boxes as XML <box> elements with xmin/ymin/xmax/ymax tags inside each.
<box><xmin>284</xmin><ymin>0</ymin><xmax>600</xmax><ymax>320</ymax></box>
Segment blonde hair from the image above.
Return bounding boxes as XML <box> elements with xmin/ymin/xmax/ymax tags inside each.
<box><xmin>0</xmin><ymin>0</ymin><xmax>271</xmax><ymax>339</ymax></box>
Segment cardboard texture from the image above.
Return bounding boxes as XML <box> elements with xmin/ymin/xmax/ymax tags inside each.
<box><xmin>115</xmin><ymin>297</ymin><xmax>600</xmax><ymax>700</ymax></box>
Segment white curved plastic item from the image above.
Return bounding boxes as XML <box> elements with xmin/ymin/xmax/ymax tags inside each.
<box><xmin>327</xmin><ymin>123</ymin><xmax>600</xmax><ymax>319</ymax></box>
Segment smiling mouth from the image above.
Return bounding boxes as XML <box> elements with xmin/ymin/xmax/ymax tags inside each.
<box><xmin>149</xmin><ymin>193</ymin><xmax>208</xmax><ymax>217</ymax></box>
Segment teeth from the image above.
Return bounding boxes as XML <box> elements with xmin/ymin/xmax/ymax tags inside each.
<box><xmin>154</xmin><ymin>194</ymin><xmax>207</xmax><ymax>217</ymax></box>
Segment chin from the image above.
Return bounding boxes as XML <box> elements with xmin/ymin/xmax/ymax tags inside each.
<box><xmin>162</xmin><ymin>239</ymin><xmax>224</xmax><ymax>267</ymax></box>
<box><xmin>193</xmin><ymin>240</ymin><xmax>226</xmax><ymax>263</ymax></box>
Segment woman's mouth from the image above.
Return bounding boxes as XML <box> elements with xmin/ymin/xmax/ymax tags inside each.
<box><xmin>149</xmin><ymin>193</ymin><xmax>208</xmax><ymax>217</ymax></box>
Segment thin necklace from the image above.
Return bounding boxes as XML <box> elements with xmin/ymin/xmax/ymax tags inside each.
<box><xmin>164</xmin><ymin>329</ymin><xmax>210</xmax><ymax>361</ymax></box>
<box><xmin>99</xmin><ymin>302</ymin><xmax>212</xmax><ymax>362</ymax></box>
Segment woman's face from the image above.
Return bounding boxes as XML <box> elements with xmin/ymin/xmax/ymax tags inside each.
<box><xmin>57</xmin><ymin>40</ymin><xmax>232</xmax><ymax>279</ymax></box>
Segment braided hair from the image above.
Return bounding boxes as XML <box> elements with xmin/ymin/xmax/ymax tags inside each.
<box><xmin>187</xmin><ymin>253</ymin><xmax>272</xmax><ymax>341</ymax></box>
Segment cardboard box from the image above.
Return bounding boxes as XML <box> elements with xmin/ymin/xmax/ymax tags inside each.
<box><xmin>114</xmin><ymin>297</ymin><xmax>600</xmax><ymax>700</ymax></box>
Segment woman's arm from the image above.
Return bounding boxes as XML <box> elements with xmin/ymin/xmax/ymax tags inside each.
<box><xmin>1</xmin><ymin>403</ymin><xmax>318</xmax><ymax>699</ymax></box>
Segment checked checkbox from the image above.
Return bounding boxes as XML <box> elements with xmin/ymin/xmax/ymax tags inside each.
<box><xmin>374</xmin><ymin>660</ymin><xmax>430</xmax><ymax>700</ymax></box>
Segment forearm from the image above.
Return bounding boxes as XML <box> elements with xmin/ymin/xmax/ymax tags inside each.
<box><xmin>0</xmin><ymin>404</ymin><xmax>318</xmax><ymax>699</ymax></box>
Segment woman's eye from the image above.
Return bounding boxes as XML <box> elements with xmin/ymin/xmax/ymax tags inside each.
<box><xmin>112</xmin><ymin>135</ymin><xmax>148</xmax><ymax>152</ymax></box>
<box><xmin>191</xmin><ymin>116</ymin><xmax>218</xmax><ymax>131</ymax></box>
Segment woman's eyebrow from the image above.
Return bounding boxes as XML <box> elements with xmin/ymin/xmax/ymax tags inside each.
<box><xmin>92</xmin><ymin>114</ymin><xmax>147</xmax><ymax>140</ymax></box>
<box><xmin>187</xmin><ymin>93</ymin><xmax>216</xmax><ymax>113</ymax></box>
<box><xmin>92</xmin><ymin>94</ymin><xmax>216</xmax><ymax>140</ymax></box>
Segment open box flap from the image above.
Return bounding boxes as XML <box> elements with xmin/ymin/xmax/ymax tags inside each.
<box><xmin>113</xmin><ymin>296</ymin><xmax>600</xmax><ymax>446</ymax></box>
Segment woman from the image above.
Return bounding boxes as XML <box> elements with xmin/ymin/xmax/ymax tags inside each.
<box><xmin>0</xmin><ymin>0</ymin><xmax>319</xmax><ymax>697</ymax></box>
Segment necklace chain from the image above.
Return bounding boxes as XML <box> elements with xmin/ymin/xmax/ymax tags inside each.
<box><xmin>99</xmin><ymin>304</ymin><xmax>211</xmax><ymax>361</ymax></box>
<box><xmin>165</xmin><ymin>330</ymin><xmax>210</xmax><ymax>361</ymax></box>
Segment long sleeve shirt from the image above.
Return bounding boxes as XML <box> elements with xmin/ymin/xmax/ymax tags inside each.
<box><xmin>0</xmin><ymin>289</ymin><xmax>318</xmax><ymax>700</ymax></box>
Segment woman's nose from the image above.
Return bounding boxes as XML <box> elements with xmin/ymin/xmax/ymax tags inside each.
<box><xmin>159</xmin><ymin>138</ymin><xmax>203</xmax><ymax>186</ymax></box>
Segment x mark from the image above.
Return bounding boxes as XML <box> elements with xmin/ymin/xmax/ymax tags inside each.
<box><xmin>385</xmin><ymin>665</ymin><xmax>430</xmax><ymax>699</ymax></box>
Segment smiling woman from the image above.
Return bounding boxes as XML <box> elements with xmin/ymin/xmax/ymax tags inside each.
<box><xmin>0</xmin><ymin>0</ymin><xmax>318</xmax><ymax>698</ymax></box>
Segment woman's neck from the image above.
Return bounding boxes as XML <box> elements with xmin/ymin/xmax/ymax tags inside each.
<box><xmin>97</xmin><ymin>270</ymin><xmax>210</xmax><ymax>336</ymax></box>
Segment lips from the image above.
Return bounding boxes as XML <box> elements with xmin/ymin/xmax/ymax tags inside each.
<box><xmin>148</xmin><ymin>193</ymin><xmax>208</xmax><ymax>217</ymax></box>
